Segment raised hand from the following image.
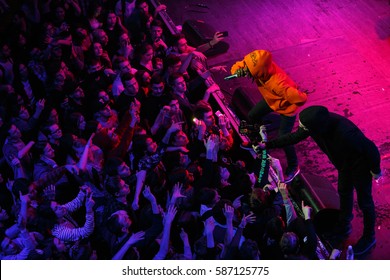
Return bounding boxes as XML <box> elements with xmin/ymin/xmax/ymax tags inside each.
<box><xmin>210</xmin><ymin>31</ymin><xmax>225</xmax><ymax>46</ymax></box>
<box><xmin>36</xmin><ymin>99</ymin><xmax>46</xmax><ymax>113</ymax></box>
<box><xmin>252</xmin><ymin>142</ymin><xmax>266</xmax><ymax>154</ymax></box>
<box><xmin>204</xmin><ymin>218</ymin><xmax>215</xmax><ymax>235</ymax></box>
<box><xmin>204</xmin><ymin>135</ymin><xmax>216</xmax><ymax>151</ymax></box>
<box><xmin>87</xmin><ymin>133</ymin><xmax>95</xmax><ymax>146</ymax></box>
<box><xmin>85</xmin><ymin>192</ymin><xmax>95</xmax><ymax>213</ymax></box>
<box><xmin>278</xmin><ymin>182</ymin><xmax>289</xmax><ymax>200</ymax></box>
<box><xmin>223</xmin><ymin>204</ymin><xmax>234</xmax><ymax>222</ymax></box>
<box><xmin>301</xmin><ymin>200</ymin><xmax>313</xmax><ymax>220</ymax></box>
<box><xmin>9</xmin><ymin>154</ymin><xmax>21</xmax><ymax>168</ymax></box>
<box><xmin>17</xmin><ymin>214</ymin><xmax>27</xmax><ymax>231</ymax></box>
<box><xmin>65</xmin><ymin>164</ymin><xmax>79</xmax><ymax>175</ymax></box>
<box><xmin>164</xmin><ymin>204</ymin><xmax>177</xmax><ymax>224</ymax></box>
<box><xmin>19</xmin><ymin>191</ymin><xmax>30</xmax><ymax>205</ymax></box>
<box><xmin>131</xmin><ymin>199</ymin><xmax>139</xmax><ymax>211</ymax></box>
<box><xmin>209</xmin><ymin>65</ymin><xmax>227</xmax><ymax>73</ymax></box>
<box><xmin>43</xmin><ymin>184</ymin><xmax>56</xmax><ymax>201</ymax></box>
<box><xmin>218</xmin><ymin>114</ymin><xmax>228</xmax><ymax>130</ymax></box>
<box><xmin>259</xmin><ymin>125</ymin><xmax>267</xmax><ymax>142</ymax></box>
<box><xmin>168</xmin><ymin>121</ymin><xmax>184</xmax><ymax>133</ymax></box>
<box><xmin>80</xmin><ymin>185</ymin><xmax>92</xmax><ymax>197</ymax></box>
<box><xmin>180</xmin><ymin>228</ymin><xmax>189</xmax><ymax>243</ymax></box>
<box><xmin>196</xmin><ymin>119</ymin><xmax>207</xmax><ymax>139</ymax></box>
<box><xmin>171</xmin><ymin>183</ymin><xmax>185</xmax><ymax>201</ymax></box>
<box><xmin>128</xmin><ymin>231</ymin><xmax>145</xmax><ymax>245</ymax></box>
<box><xmin>232</xmin><ymin>195</ymin><xmax>244</xmax><ymax>209</ymax></box>
<box><xmin>239</xmin><ymin>212</ymin><xmax>256</xmax><ymax>228</ymax></box>
<box><xmin>142</xmin><ymin>185</ymin><xmax>156</xmax><ymax>202</ymax></box>
<box><xmin>6</xmin><ymin>178</ymin><xmax>14</xmax><ymax>192</ymax></box>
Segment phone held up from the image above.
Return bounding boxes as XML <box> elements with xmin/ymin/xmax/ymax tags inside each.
<box><xmin>220</xmin><ymin>31</ymin><xmax>228</xmax><ymax>37</ymax></box>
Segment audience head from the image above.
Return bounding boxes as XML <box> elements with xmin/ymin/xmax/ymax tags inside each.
<box><xmin>194</xmin><ymin>100</ymin><xmax>215</xmax><ymax>127</ymax></box>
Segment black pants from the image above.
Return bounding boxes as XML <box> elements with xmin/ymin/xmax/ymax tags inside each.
<box><xmin>248</xmin><ymin>99</ymin><xmax>298</xmax><ymax>169</ymax></box>
<box><xmin>338</xmin><ymin>167</ymin><xmax>376</xmax><ymax>237</ymax></box>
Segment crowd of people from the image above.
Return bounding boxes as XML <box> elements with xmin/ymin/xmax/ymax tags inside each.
<box><xmin>0</xmin><ymin>0</ymin><xmax>379</xmax><ymax>260</ymax></box>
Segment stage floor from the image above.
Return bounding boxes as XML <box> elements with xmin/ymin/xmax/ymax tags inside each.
<box><xmin>164</xmin><ymin>0</ymin><xmax>390</xmax><ymax>259</ymax></box>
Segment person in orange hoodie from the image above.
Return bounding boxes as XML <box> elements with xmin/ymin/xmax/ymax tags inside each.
<box><xmin>231</xmin><ymin>50</ymin><xmax>307</xmax><ymax>183</ymax></box>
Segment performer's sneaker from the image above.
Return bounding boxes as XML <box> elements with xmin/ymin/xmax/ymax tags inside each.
<box><xmin>284</xmin><ymin>166</ymin><xmax>300</xmax><ymax>183</ymax></box>
<box><xmin>353</xmin><ymin>236</ymin><xmax>376</xmax><ymax>256</ymax></box>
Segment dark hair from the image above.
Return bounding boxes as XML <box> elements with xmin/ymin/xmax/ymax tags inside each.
<box><xmin>168</xmin><ymin>72</ymin><xmax>183</xmax><ymax>88</ymax></box>
<box><xmin>150</xmin><ymin>72</ymin><xmax>164</xmax><ymax>85</ymax></box>
<box><xmin>131</xmin><ymin>134</ymin><xmax>149</xmax><ymax>157</ymax></box>
<box><xmin>164</xmin><ymin>54</ymin><xmax>181</xmax><ymax>69</ymax></box>
<box><xmin>120</xmin><ymin>72</ymin><xmax>135</xmax><ymax>84</ymax></box>
<box><xmin>239</xmin><ymin>239</ymin><xmax>261</xmax><ymax>260</ymax></box>
<box><xmin>112</xmin><ymin>55</ymin><xmax>127</xmax><ymax>70</ymax></box>
<box><xmin>170</xmin><ymin>33</ymin><xmax>186</xmax><ymax>47</ymax></box>
<box><xmin>135</xmin><ymin>0</ymin><xmax>148</xmax><ymax>8</ymax></box>
<box><xmin>134</xmin><ymin>43</ymin><xmax>153</xmax><ymax>61</ymax></box>
<box><xmin>250</xmin><ymin>187</ymin><xmax>271</xmax><ymax>210</ymax></box>
<box><xmin>162</xmin><ymin>151</ymin><xmax>181</xmax><ymax>174</ymax></box>
<box><xmin>198</xmin><ymin>188</ymin><xmax>218</xmax><ymax>207</ymax></box>
<box><xmin>264</xmin><ymin>216</ymin><xmax>285</xmax><ymax>241</ymax></box>
<box><xmin>12</xmin><ymin>178</ymin><xmax>30</xmax><ymax>197</ymax></box>
<box><xmin>104</xmin><ymin>175</ymin><xmax>122</xmax><ymax>196</ymax></box>
<box><xmin>32</xmin><ymin>141</ymin><xmax>49</xmax><ymax>160</ymax></box>
<box><xmin>85</xmin><ymin>120</ymin><xmax>99</xmax><ymax>135</ymax></box>
<box><xmin>87</xmin><ymin>2</ymin><xmax>102</xmax><ymax>19</ymax></box>
<box><xmin>193</xmin><ymin>100</ymin><xmax>212</xmax><ymax>120</ymax></box>
<box><xmin>67</xmin><ymin>112</ymin><xmax>84</xmax><ymax>131</ymax></box>
<box><xmin>104</xmin><ymin>157</ymin><xmax>124</xmax><ymax>177</ymax></box>
<box><xmin>135</xmin><ymin>69</ymin><xmax>150</xmax><ymax>87</ymax></box>
<box><xmin>167</xmin><ymin>166</ymin><xmax>187</xmax><ymax>186</ymax></box>
<box><xmin>151</xmin><ymin>19</ymin><xmax>164</xmax><ymax>29</ymax></box>
<box><xmin>69</xmin><ymin>241</ymin><xmax>93</xmax><ymax>260</ymax></box>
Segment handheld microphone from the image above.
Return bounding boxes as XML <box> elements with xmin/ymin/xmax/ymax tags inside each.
<box><xmin>224</xmin><ymin>74</ymin><xmax>238</xmax><ymax>80</ymax></box>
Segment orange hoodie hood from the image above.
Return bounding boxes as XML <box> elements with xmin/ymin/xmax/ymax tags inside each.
<box><xmin>230</xmin><ymin>50</ymin><xmax>275</xmax><ymax>80</ymax></box>
<box><xmin>244</xmin><ymin>50</ymin><xmax>274</xmax><ymax>79</ymax></box>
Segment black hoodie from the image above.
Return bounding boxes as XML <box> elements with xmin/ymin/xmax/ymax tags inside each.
<box><xmin>266</xmin><ymin>106</ymin><xmax>381</xmax><ymax>173</ymax></box>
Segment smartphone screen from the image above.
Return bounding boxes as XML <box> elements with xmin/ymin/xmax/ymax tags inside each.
<box><xmin>221</xmin><ymin>31</ymin><xmax>229</xmax><ymax>37</ymax></box>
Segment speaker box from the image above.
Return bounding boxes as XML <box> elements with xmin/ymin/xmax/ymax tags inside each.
<box><xmin>291</xmin><ymin>172</ymin><xmax>340</xmax><ymax>213</ymax></box>
<box><xmin>230</xmin><ymin>86</ymin><xmax>281</xmax><ymax>132</ymax></box>
<box><xmin>183</xmin><ymin>19</ymin><xmax>214</xmax><ymax>45</ymax></box>
<box><xmin>182</xmin><ymin>20</ymin><xmax>230</xmax><ymax>57</ymax></box>
<box><xmin>290</xmin><ymin>172</ymin><xmax>341</xmax><ymax>234</ymax></box>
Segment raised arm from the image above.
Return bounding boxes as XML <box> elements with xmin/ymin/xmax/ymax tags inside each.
<box><xmin>278</xmin><ymin>182</ymin><xmax>297</xmax><ymax>225</ymax></box>
<box><xmin>196</xmin><ymin>32</ymin><xmax>225</xmax><ymax>53</ymax></box>
<box><xmin>77</xmin><ymin>133</ymin><xmax>94</xmax><ymax>171</ymax></box>
<box><xmin>52</xmin><ymin>192</ymin><xmax>95</xmax><ymax>242</ymax></box>
<box><xmin>112</xmin><ymin>231</ymin><xmax>145</xmax><ymax>260</ymax></box>
<box><xmin>131</xmin><ymin>170</ymin><xmax>146</xmax><ymax>211</ymax></box>
<box><xmin>17</xmin><ymin>141</ymin><xmax>35</xmax><ymax>159</ymax></box>
<box><xmin>153</xmin><ymin>205</ymin><xmax>177</xmax><ymax>260</ymax></box>
<box><xmin>143</xmin><ymin>185</ymin><xmax>159</xmax><ymax>214</ymax></box>
<box><xmin>180</xmin><ymin>228</ymin><xmax>192</xmax><ymax>259</ymax></box>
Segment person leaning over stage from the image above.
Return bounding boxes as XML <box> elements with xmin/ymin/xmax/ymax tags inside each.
<box><xmin>230</xmin><ymin>50</ymin><xmax>307</xmax><ymax>183</ymax></box>
<box><xmin>254</xmin><ymin>105</ymin><xmax>382</xmax><ymax>256</ymax></box>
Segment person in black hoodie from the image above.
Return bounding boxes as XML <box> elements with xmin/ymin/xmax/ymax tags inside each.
<box><xmin>255</xmin><ymin>105</ymin><xmax>382</xmax><ymax>257</ymax></box>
